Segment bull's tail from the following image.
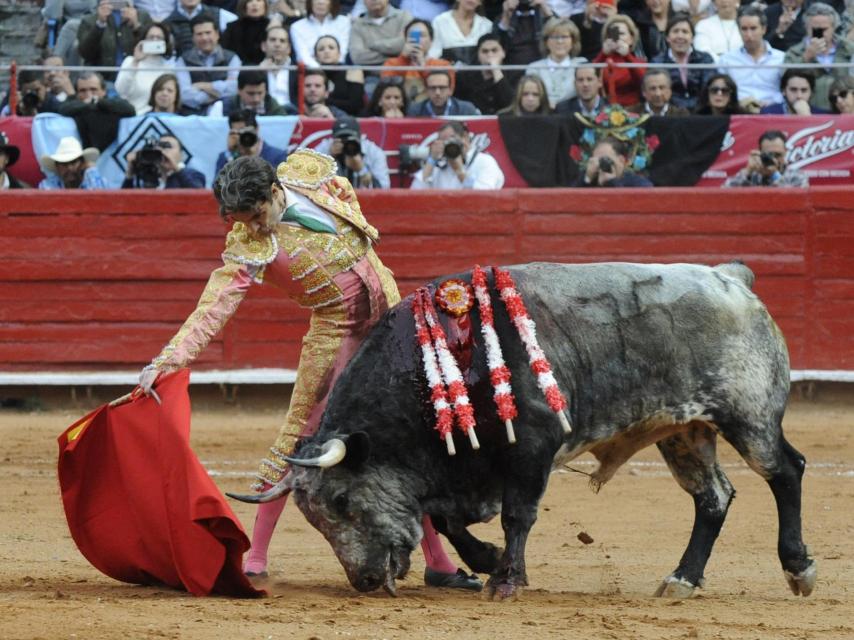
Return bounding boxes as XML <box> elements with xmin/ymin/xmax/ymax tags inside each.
<box><xmin>714</xmin><ymin>261</ymin><xmax>755</xmax><ymax>290</ymax></box>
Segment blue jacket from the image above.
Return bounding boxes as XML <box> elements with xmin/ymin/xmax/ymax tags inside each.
<box><xmin>407</xmin><ymin>97</ymin><xmax>481</xmax><ymax>117</ymax></box>
<box><xmin>215</xmin><ymin>141</ymin><xmax>288</xmax><ymax>174</ymax></box>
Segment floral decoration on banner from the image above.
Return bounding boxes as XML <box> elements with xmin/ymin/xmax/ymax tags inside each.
<box><xmin>571</xmin><ymin>105</ymin><xmax>657</xmax><ymax>174</ymax></box>
<box><xmin>435</xmin><ymin>279</ymin><xmax>475</xmax><ymax>318</ymax></box>
<box><xmin>493</xmin><ymin>267</ymin><xmax>572</xmax><ymax>434</ymax></box>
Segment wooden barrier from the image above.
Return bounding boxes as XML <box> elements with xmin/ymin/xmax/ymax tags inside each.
<box><xmin>1</xmin><ymin>187</ymin><xmax>852</xmax><ymax>373</ymax></box>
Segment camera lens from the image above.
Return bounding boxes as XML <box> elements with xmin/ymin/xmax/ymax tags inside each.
<box><xmin>22</xmin><ymin>91</ymin><xmax>40</xmax><ymax>109</ymax></box>
<box><xmin>443</xmin><ymin>141</ymin><xmax>462</xmax><ymax>160</ymax></box>
<box><xmin>759</xmin><ymin>152</ymin><xmax>776</xmax><ymax>167</ymax></box>
<box><xmin>343</xmin><ymin>138</ymin><xmax>361</xmax><ymax>156</ymax></box>
<box><xmin>598</xmin><ymin>156</ymin><xmax>614</xmax><ymax>173</ymax></box>
<box><xmin>239</xmin><ymin>130</ymin><xmax>258</xmax><ymax>148</ymax></box>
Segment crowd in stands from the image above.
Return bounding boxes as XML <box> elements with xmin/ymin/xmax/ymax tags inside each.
<box><xmin>1</xmin><ymin>0</ymin><xmax>853</xmax><ymax>189</ymax></box>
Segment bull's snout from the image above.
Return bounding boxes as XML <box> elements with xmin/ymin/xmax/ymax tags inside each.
<box><xmin>353</xmin><ymin>571</ymin><xmax>384</xmax><ymax>592</ymax></box>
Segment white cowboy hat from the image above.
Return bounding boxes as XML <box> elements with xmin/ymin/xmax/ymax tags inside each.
<box><xmin>41</xmin><ymin>137</ymin><xmax>100</xmax><ymax>173</ymax></box>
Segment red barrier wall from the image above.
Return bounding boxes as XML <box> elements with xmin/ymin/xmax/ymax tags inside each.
<box><xmin>2</xmin><ymin>187</ymin><xmax>852</xmax><ymax>372</ymax></box>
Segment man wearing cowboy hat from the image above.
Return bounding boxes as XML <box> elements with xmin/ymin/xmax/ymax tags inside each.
<box><xmin>38</xmin><ymin>137</ymin><xmax>107</xmax><ymax>190</ymax></box>
<box><xmin>0</xmin><ymin>132</ymin><xmax>29</xmax><ymax>189</ymax></box>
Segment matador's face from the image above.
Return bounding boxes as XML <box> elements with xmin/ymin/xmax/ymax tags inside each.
<box><xmin>226</xmin><ymin>182</ymin><xmax>285</xmax><ymax>237</ymax></box>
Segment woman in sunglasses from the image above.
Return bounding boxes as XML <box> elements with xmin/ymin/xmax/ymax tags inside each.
<box><xmin>828</xmin><ymin>77</ymin><xmax>854</xmax><ymax>114</ymax></box>
<box><xmin>694</xmin><ymin>73</ymin><xmax>743</xmax><ymax>115</ymax></box>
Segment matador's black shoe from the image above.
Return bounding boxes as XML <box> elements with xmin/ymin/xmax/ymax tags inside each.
<box><xmin>424</xmin><ymin>567</ymin><xmax>483</xmax><ymax>592</ymax></box>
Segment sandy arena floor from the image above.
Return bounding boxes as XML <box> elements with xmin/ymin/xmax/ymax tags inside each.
<box><xmin>1</xmin><ymin>386</ymin><xmax>853</xmax><ymax>640</ymax></box>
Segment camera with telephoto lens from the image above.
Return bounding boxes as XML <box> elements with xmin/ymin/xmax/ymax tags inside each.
<box><xmin>398</xmin><ymin>143</ymin><xmax>430</xmax><ymax>167</ymax></box>
<box><xmin>238</xmin><ymin>127</ymin><xmax>258</xmax><ymax>148</ymax></box>
<box><xmin>341</xmin><ymin>136</ymin><xmax>362</xmax><ymax>157</ymax></box>
<box><xmin>759</xmin><ymin>151</ymin><xmax>777</xmax><ymax>168</ymax></box>
<box><xmin>598</xmin><ymin>156</ymin><xmax>615</xmax><ymax>173</ymax></box>
<box><xmin>132</xmin><ymin>136</ymin><xmax>164</xmax><ymax>188</ymax></box>
<box><xmin>20</xmin><ymin>90</ymin><xmax>41</xmax><ymax>114</ymax></box>
<box><xmin>443</xmin><ymin>138</ymin><xmax>463</xmax><ymax>160</ymax></box>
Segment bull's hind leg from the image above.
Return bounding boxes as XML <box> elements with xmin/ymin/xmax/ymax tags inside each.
<box><xmin>719</xmin><ymin>421</ymin><xmax>816</xmax><ymax>596</ymax></box>
<box><xmin>654</xmin><ymin>423</ymin><xmax>735</xmax><ymax>598</ymax></box>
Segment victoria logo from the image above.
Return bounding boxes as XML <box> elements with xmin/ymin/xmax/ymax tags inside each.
<box><xmin>786</xmin><ymin>120</ymin><xmax>854</xmax><ymax>169</ymax></box>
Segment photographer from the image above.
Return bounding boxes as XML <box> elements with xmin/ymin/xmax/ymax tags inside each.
<box><xmin>215</xmin><ymin>109</ymin><xmax>287</xmax><ymax>174</ymax></box>
<box><xmin>723</xmin><ymin>130</ymin><xmax>809</xmax><ymax>188</ymax></box>
<box><xmin>315</xmin><ymin>116</ymin><xmax>390</xmax><ymax>189</ymax></box>
<box><xmin>123</xmin><ymin>134</ymin><xmax>205</xmax><ymax>189</ymax></box>
<box><xmin>0</xmin><ymin>70</ymin><xmax>62</xmax><ymax>116</ymax></box>
<box><xmin>576</xmin><ymin>136</ymin><xmax>653</xmax><ymax>187</ymax></box>
<box><xmin>410</xmin><ymin>120</ymin><xmax>504</xmax><ymax>190</ymax></box>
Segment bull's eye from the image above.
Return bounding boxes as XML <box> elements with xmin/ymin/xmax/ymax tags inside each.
<box><xmin>332</xmin><ymin>492</ymin><xmax>349</xmax><ymax>516</ymax></box>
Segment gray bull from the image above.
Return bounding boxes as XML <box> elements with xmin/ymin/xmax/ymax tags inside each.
<box><xmin>233</xmin><ymin>262</ymin><xmax>817</xmax><ymax>599</ymax></box>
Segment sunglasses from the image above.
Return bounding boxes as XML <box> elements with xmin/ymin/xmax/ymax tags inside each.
<box><xmin>709</xmin><ymin>86</ymin><xmax>731</xmax><ymax>95</ymax></box>
<box><xmin>831</xmin><ymin>90</ymin><xmax>850</xmax><ymax>101</ymax></box>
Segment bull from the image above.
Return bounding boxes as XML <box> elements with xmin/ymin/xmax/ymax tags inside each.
<box><xmin>231</xmin><ymin>262</ymin><xmax>817</xmax><ymax>599</ymax></box>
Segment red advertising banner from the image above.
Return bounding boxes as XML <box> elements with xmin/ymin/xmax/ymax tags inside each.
<box><xmin>288</xmin><ymin>117</ymin><xmax>528</xmax><ymax>188</ymax></box>
<box><xmin>698</xmin><ymin>115</ymin><xmax>854</xmax><ymax>186</ymax></box>
<box><xmin>0</xmin><ymin>116</ymin><xmax>40</xmax><ymax>187</ymax></box>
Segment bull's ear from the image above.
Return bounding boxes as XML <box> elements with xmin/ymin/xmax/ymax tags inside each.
<box><xmin>342</xmin><ymin>431</ymin><xmax>371</xmax><ymax>470</ymax></box>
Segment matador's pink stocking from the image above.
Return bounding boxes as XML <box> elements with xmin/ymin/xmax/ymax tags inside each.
<box><xmin>420</xmin><ymin>514</ymin><xmax>458</xmax><ymax>574</ymax></box>
<box><xmin>244</xmin><ymin>496</ymin><xmax>287</xmax><ymax>575</ymax></box>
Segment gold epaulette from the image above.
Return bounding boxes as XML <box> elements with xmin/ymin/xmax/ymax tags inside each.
<box><xmin>276</xmin><ymin>148</ymin><xmax>338</xmax><ymax>189</ymax></box>
<box><xmin>221</xmin><ymin>222</ymin><xmax>279</xmax><ymax>266</ymax></box>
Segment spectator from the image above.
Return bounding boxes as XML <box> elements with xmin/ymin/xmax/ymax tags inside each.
<box><xmin>635</xmin><ymin>0</ymin><xmax>672</xmax><ymax>60</ymax></box>
<box><xmin>501</xmin><ymin>73</ymin><xmax>551</xmax><ymax>114</ymax></box>
<box><xmin>208</xmin><ymin>69</ymin><xmax>296</xmax><ymax>116</ymax></box>
<box><xmin>364</xmin><ymin>78</ymin><xmax>409</xmax><ymax>116</ymax></box>
<box><xmin>315</xmin><ymin>115</ymin><xmax>391</xmax><ymax>188</ymax></box>
<box><xmin>671</xmin><ymin>0</ymin><xmax>710</xmax><ymax>22</ymax></box>
<box><xmin>407</xmin><ymin>69</ymin><xmax>481</xmax><ymax>115</ymax></box>
<box><xmin>43</xmin><ymin>55</ymin><xmax>76</xmax><ymax>105</ymax></box>
<box><xmin>594</xmin><ymin>15</ymin><xmax>645</xmax><ymax>108</ymax></box>
<box><xmin>164</xmin><ymin>0</ymin><xmax>237</xmax><ymax>57</ymax></box>
<box><xmin>314</xmin><ymin>35</ymin><xmax>365</xmax><ymax>115</ymax></box>
<box><xmin>766</xmin><ymin>0</ymin><xmax>806</xmax><ymax>54</ymax></box>
<box><xmin>548</xmin><ymin>0</ymin><xmax>585</xmax><ymax>18</ymax></box>
<box><xmin>381</xmin><ymin>19</ymin><xmax>454</xmax><ymax>104</ymax></box>
<box><xmin>828</xmin><ymin>76</ymin><xmax>854</xmax><ymax>114</ymax></box>
<box><xmin>77</xmin><ymin>0</ymin><xmax>153</xmax><ymax>80</ymax></box>
<box><xmin>147</xmin><ymin>73</ymin><xmax>184</xmax><ymax>114</ymax></box>
<box><xmin>115</xmin><ymin>22</ymin><xmax>182</xmax><ymax>115</ymax></box>
<box><xmin>455</xmin><ymin>33</ymin><xmax>515</xmax><ymax>114</ymax></box>
<box><xmin>497</xmin><ymin>0</ymin><xmax>559</xmax><ymax>70</ymax></box>
<box><xmin>760</xmin><ymin>69</ymin><xmax>826</xmax><ymax>114</ymax></box>
<box><xmin>180</xmin><ymin>15</ymin><xmax>241</xmax><ymax>114</ymax></box>
<box><xmin>260</xmin><ymin>25</ymin><xmax>298</xmax><ymax>108</ymax></box>
<box><xmin>349</xmin><ymin>0</ymin><xmax>413</xmax><ymax>93</ymax></box>
<box><xmin>555</xmin><ymin>64</ymin><xmax>608</xmax><ymax>115</ymax></box>
<box><xmin>0</xmin><ymin>132</ymin><xmax>28</xmax><ymax>189</ymax></box>
<box><xmin>42</xmin><ymin>0</ymin><xmax>98</xmax><ymax>66</ymax></box>
<box><xmin>215</xmin><ymin>109</ymin><xmax>288</xmax><ymax>173</ymax></box>
<box><xmin>303</xmin><ymin>69</ymin><xmax>349</xmax><ymax>118</ymax></box>
<box><xmin>401</xmin><ymin>0</ymin><xmax>450</xmax><ymax>21</ymax></box>
<box><xmin>784</xmin><ymin>2</ymin><xmax>854</xmax><ymax>112</ymax></box>
<box><xmin>411</xmin><ymin>120</ymin><xmax>504</xmax><ymax>189</ymax></box>
<box><xmin>641</xmin><ymin>68</ymin><xmax>689</xmax><ymax>115</ymax></box>
<box><xmin>651</xmin><ymin>12</ymin><xmax>715</xmax><ymax>111</ymax></box>
<box><xmin>134</xmin><ymin>0</ymin><xmax>177</xmax><ymax>21</ymax></box>
<box><xmin>723</xmin><ymin>130</ymin><xmax>808</xmax><ymax>188</ymax></box>
<box><xmin>718</xmin><ymin>5</ymin><xmax>784</xmax><ymax>112</ymax></box>
<box><xmin>38</xmin><ymin>137</ymin><xmax>107</xmax><ymax>190</ymax></box>
<box><xmin>694</xmin><ymin>73</ymin><xmax>743</xmax><ymax>115</ymax></box>
<box><xmin>269</xmin><ymin>0</ymin><xmax>309</xmax><ymax>24</ymax></box>
<box><xmin>1</xmin><ymin>69</ymin><xmax>62</xmax><ymax>116</ymax></box>
<box><xmin>58</xmin><ymin>71</ymin><xmax>136</xmax><ymax>150</ymax></box>
<box><xmin>221</xmin><ymin>0</ymin><xmax>269</xmax><ymax>65</ymax></box>
<box><xmin>123</xmin><ymin>134</ymin><xmax>206</xmax><ymax>188</ymax></box>
<box><xmin>571</xmin><ymin>0</ymin><xmax>617</xmax><ymax>60</ymax></box>
<box><xmin>693</xmin><ymin>0</ymin><xmax>740</xmax><ymax>62</ymax></box>
<box><xmin>290</xmin><ymin>0</ymin><xmax>351</xmax><ymax>67</ymax></box>
<box><xmin>526</xmin><ymin>18</ymin><xmax>587</xmax><ymax>108</ymax></box>
<box><xmin>431</xmin><ymin>0</ymin><xmax>494</xmax><ymax>65</ymax></box>
<box><xmin>575</xmin><ymin>135</ymin><xmax>653</xmax><ymax>187</ymax></box>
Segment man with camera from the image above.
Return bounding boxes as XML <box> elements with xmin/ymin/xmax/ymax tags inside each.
<box><xmin>410</xmin><ymin>120</ymin><xmax>504</xmax><ymax>190</ymax></box>
<box><xmin>315</xmin><ymin>116</ymin><xmax>390</xmax><ymax>189</ymax></box>
<box><xmin>215</xmin><ymin>109</ymin><xmax>288</xmax><ymax>174</ymax></box>
<box><xmin>123</xmin><ymin>134</ymin><xmax>206</xmax><ymax>189</ymax></box>
<box><xmin>77</xmin><ymin>0</ymin><xmax>153</xmax><ymax>80</ymax></box>
<box><xmin>723</xmin><ymin>130</ymin><xmax>809</xmax><ymax>188</ymax></box>
<box><xmin>0</xmin><ymin>69</ymin><xmax>63</xmax><ymax>116</ymax></box>
<box><xmin>576</xmin><ymin>136</ymin><xmax>653</xmax><ymax>187</ymax></box>
<box><xmin>57</xmin><ymin>72</ymin><xmax>136</xmax><ymax>151</ymax></box>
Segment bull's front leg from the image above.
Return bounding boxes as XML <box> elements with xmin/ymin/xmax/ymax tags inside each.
<box><xmin>487</xmin><ymin>469</ymin><xmax>549</xmax><ymax>600</ymax></box>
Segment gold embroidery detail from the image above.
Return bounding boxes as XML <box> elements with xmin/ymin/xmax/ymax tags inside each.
<box><xmin>222</xmin><ymin>222</ymin><xmax>278</xmax><ymax>266</ymax></box>
<box><xmin>276</xmin><ymin>149</ymin><xmax>338</xmax><ymax>189</ymax></box>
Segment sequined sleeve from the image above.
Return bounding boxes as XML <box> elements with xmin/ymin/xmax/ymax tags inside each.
<box><xmin>150</xmin><ymin>261</ymin><xmax>255</xmax><ymax>371</ymax></box>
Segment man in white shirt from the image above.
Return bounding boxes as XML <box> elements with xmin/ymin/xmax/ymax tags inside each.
<box><xmin>410</xmin><ymin>121</ymin><xmax>504</xmax><ymax>190</ymax></box>
<box><xmin>694</xmin><ymin>0</ymin><xmax>741</xmax><ymax>61</ymax></box>
<box><xmin>718</xmin><ymin>5</ymin><xmax>784</xmax><ymax>109</ymax></box>
<box><xmin>259</xmin><ymin>26</ymin><xmax>295</xmax><ymax>108</ymax></box>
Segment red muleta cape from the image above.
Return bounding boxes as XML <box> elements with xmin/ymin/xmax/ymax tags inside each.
<box><xmin>57</xmin><ymin>369</ymin><xmax>263</xmax><ymax>597</ymax></box>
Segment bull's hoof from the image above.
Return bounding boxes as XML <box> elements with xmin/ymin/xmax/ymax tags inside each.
<box><xmin>784</xmin><ymin>560</ymin><xmax>817</xmax><ymax>597</ymax></box>
<box><xmin>653</xmin><ymin>574</ymin><xmax>698</xmax><ymax>598</ymax></box>
<box><xmin>487</xmin><ymin>581</ymin><xmax>522</xmax><ymax>601</ymax></box>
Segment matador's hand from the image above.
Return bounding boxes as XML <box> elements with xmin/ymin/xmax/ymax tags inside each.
<box><xmin>138</xmin><ymin>365</ymin><xmax>162</xmax><ymax>404</ymax></box>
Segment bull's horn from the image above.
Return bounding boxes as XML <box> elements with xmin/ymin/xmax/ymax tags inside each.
<box><xmin>285</xmin><ymin>438</ymin><xmax>346</xmax><ymax>468</ymax></box>
<box><xmin>227</xmin><ymin>475</ymin><xmax>294</xmax><ymax>504</ymax></box>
